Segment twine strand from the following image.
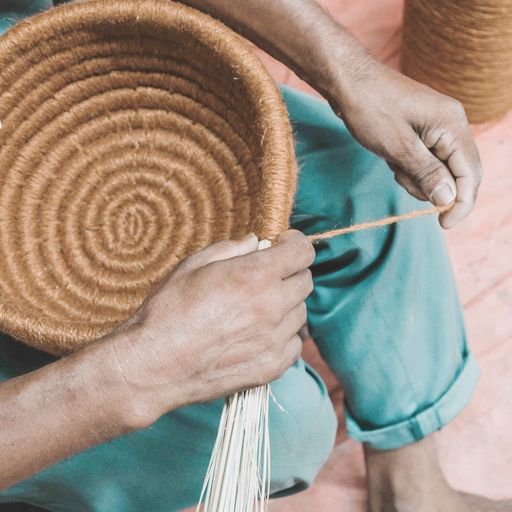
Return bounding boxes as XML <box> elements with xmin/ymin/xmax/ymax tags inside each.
<box><xmin>308</xmin><ymin>203</ymin><xmax>451</xmax><ymax>242</ymax></box>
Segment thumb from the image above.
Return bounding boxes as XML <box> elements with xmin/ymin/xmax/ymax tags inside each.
<box><xmin>178</xmin><ymin>233</ymin><xmax>259</xmax><ymax>272</ymax></box>
<box><xmin>402</xmin><ymin>138</ymin><xmax>457</xmax><ymax>207</ymax></box>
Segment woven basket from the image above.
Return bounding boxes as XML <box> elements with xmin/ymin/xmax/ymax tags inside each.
<box><xmin>0</xmin><ymin>0</ymin><xmax>297</xmax><ymax>355</ymax></box>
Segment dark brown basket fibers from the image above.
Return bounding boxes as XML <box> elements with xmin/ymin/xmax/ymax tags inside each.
<box><xmin>402</xmin><ymin>0</ymin><xmax>512</xmax><ymax>124</ymax></box>
<box><xmin>0</xmin><ymin>0</ymin><xmax>297</xmax><ymax>354</ymax></box>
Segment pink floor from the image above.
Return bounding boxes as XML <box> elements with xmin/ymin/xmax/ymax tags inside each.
<box><xmin>190</xmin><ymin>1</ymin><xmax>512</xmax><ymax>510</ymax></box>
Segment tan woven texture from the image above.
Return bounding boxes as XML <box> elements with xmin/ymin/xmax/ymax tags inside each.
<box><xmin>402</xmin><ymin>0</ymin><xmax>512</xmax><ymax>123</ymax></box>
<box><xmin>0</xmin><ymin>0</ymin><xmax>297</xmax><ymax>354</ymax></box>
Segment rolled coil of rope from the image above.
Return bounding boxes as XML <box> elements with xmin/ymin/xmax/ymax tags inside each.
<box><xmin>402</xmin><ymin>0</ymin><xmax>512</xmax><ymax>123</ymax></box>
<box><xmin>0</xmin><ymin>0</ymin><xmax>296</xmax><ymax>355</ymax></box>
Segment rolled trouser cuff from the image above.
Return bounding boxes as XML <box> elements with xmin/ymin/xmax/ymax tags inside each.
<box><xmin>345</xmin><ymin>353</ymin><xmax>479</xmax><ymax>450</ymax></box>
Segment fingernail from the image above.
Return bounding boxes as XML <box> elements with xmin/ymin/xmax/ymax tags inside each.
<box><xmin>431</xmin><ymin>184</ymin><xmax>455</xmax><ymax>206</ymax></box>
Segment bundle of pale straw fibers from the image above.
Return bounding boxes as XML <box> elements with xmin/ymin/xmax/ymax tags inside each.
<box><xmin>402</xmin><ymin>0</ymin><xmax>512</xmax><ymax>123</ymax></box>
<box><xmin>0</xmin><ymin>0</ymin><xmax>296</xmax><ymax>355</ymax></box>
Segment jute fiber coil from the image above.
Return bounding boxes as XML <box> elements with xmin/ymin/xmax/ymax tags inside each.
<box><xmin>402</xmin><ymin>0</ymin><xmax>512</xmax><ymax>123</ymax></box>
<box><xmin>0</xmin><ymin>0</ymin><xmax>296</xmax><ymax>355</ymax></box>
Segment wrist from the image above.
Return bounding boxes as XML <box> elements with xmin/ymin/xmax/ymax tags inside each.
<box><xmin>99</xmin><ymin>327</ymin><xmax>188</xmax><ymax>430</ymax></box>
<box><xmin>320</xmin><ymin>43</ymin><xmax>378</xmax><ymax>116</ymax></box>
<box><xmin>286</xmin><ymin>14</ymin><xmax>373</xmax><ymax>110</ymax></box>
<box><xmin>78</xmin><ymin>333</ymin><xmax>159</xmax><ymax>433</ymax></box>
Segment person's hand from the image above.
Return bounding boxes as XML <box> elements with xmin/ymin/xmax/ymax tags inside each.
<box><xmin>328</xmin><ymin>60</ymin><xmax>484</xmax><ymax>229</ymax></box>
<box><xmin>106</xmin><ymin>230</ymin><xmax>314</xmax><ymax>427</ymax></box>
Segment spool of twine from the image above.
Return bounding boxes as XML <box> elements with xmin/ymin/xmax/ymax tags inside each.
<box><xmin>0</xmin><ymin>0</ymin><xmax>296</xmax><ymax>354</ymax></box>
<box><xmin>402</xmin><ymin>0</ymin><xmax>512</xmax><ymax>123</ymax></box>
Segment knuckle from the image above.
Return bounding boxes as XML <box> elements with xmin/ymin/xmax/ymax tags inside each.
<box><xmin>449</xmin><ymin>99</ymin><xmax>467</xmax><ymax>119</ymax></box>
<box><xmin>291</xmin><ymin>334</ymin><xmax>303</xmax><ymax>359</ymax></box>
<box><xmin>277</xmin><ymin>337</ymin><xmax>302</xmax><ymax>377</ymax></box>
<box><xmin>259</xmin><ymin>354</ymin><xmax>281</xmax><ymax>384</ymax></box>
<box><xmin>278</xmin><ymin>230</ymin><xmax>315</xmax><ymax>267</ymax></box>
<box><xmin>435</xmin><ymin>129</ymin><xmax>457</xmax><ymax>151</ymax></box>
<box><xmin>287</xmin><ymin>229</ymin><xmax>304</xmax><ymax>240</ymax></box>
<box><xmin>291</xmin><ymin>230</ymin><xmax>312</xmax><ymax>251</ymax></box>
<box><xmin>303</xmin><ymin>269</ymin><xmax>314</xmax><ymax>294</ymax></box>
<box><xmin>288</xmin><ymin>233</ymin><xmax>315</xmax><ymax>266</ymax></box>
<box><xmin>298</xmin><ymin>301</ymin><xmax>308</xmax><ymax>325</ymax></box>
<box><xmin>440</xmin><ymin>98</ymin><xmax>469</xmax><ymax>127</ymax></box>
<box><xmin>303</xmin><ymin>238</ymin><xmax>316</xmax><ymax>264</ymax></box>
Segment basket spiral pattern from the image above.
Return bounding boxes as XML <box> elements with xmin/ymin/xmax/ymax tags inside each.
<box><xmin>0</xmin><ymin>0</ymin><xmax>296</xmax><ymax>354</ymax></box>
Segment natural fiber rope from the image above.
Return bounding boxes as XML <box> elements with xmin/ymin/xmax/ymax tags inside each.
<box><xmin>0</xmin><ymin>0</ymin><xmax>296</xmax><ymax>354</ymax></box>
<box><xmin>309</xmin><ymin>203</ymin><xmax>451</xmax><ymax>241</ymax></box>
<box><xmin>402</xmin><ymin>0</ymin><xmax>512</xmax><ymax>123</ymax></box>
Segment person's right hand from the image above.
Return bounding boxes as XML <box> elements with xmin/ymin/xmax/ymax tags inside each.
<box><xmin>106</xmin><ymin>230</ymin><xmax>315</xmax><ymax>428</ymax></box>
<box><xmin>327</xmin><ymin>60</ymin><xmax>484</xmax><ymax>229</ymax></box>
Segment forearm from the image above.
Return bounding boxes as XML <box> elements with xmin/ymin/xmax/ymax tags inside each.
<box><xmin>0</xmin><ymin>339</ymin><xmax>140</xmax><ymax>489</ymax></box>
<box><xmin>179</xmin><ymin>0</ymin><xmax>371</xmax><ymax>103</ymax></box>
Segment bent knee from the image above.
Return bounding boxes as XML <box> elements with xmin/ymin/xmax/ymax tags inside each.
<box><xmin>268</xmin><ymin>361</ymin><xmax>337</xmax><ymax>496</ymax></box>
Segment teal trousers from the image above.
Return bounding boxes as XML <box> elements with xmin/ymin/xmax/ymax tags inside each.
<box><xmin>0</xmin><ymin>7</ymin><xmax>479</xmax><ymax>512</ymax></box>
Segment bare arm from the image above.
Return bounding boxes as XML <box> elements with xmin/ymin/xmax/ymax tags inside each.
<box><xmin>180</xmin><ymin>0</ymin><xmax>366</xmax><ymax>100</ymax></box>
<box><xmin>0</xmin><ymin>343</ymin><xmax>136</xmax><ymax>489</ymax></box>
<box><xmin>181</xmin><ymin>0</ymin><xmax>484</xmax><ymax>228</ymax></box>
<box><xmin>0</xmin><ymin>231</ymin><xmax>313</xmax><ymax>489</ymax></box>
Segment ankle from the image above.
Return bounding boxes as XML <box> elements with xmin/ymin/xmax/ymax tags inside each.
<box><xmin>364</xmin><ymin>437</ymin><xmax>459</xmax><ymax>512</ymax></box>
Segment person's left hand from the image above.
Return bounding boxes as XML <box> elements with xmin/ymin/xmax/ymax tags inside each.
<box><xmin>328</xmin><ymin>60</ymin><xmax>484</xmax><ymax>229</ymax></box>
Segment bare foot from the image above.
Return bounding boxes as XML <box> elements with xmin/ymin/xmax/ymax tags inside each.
<box><xmin>364</xmin><ymin>436</ymin><xmax>512</xmax><ymax>512</ymax></box>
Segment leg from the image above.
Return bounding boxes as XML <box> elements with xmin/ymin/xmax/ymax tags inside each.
<box><xmin>283</xmin><ymin>85</ymin><xmax>511</xmax><ymax>511</ymax></box>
